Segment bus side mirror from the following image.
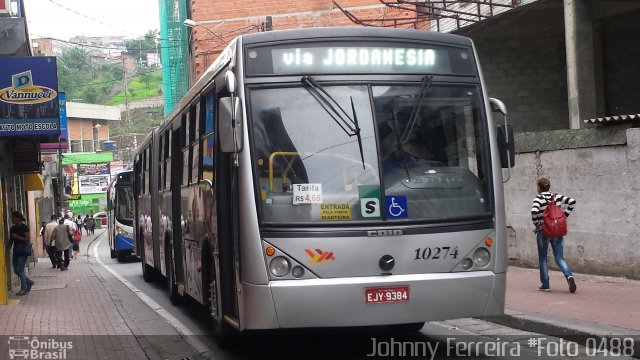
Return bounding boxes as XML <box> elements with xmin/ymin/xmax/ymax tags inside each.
<box><xmin>489</xmin><ymin>98</ymin><xmax>514</xmax><ymax>169</ymax></box>
<box><xmin>219</xmin><ymin>97</ymin><xmax>243</xmax><ymax>153</ymax></box>
<box><xmin>497</xmin><ymin>125</ymin><xmax>515</xmax><ymax>168</ymax></box>
<box><xmin>489</xmin><ymin>97</ymin><xmax>507</xmax><ymax>116</ymax></box>
<box><xmin>225</xmin><ymin>71</ymin><xmax>236</xmax><ymax>94</ymax></box>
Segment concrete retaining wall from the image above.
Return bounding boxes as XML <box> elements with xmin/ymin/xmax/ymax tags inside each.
<box><xmin>504</xmin><ymin>127</ymin><xmax>640</xmax><ymax>279</ymax></box>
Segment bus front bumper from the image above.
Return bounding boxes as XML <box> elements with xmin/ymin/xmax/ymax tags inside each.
<box><xmin>115</xmin><ymin>234</ymin><xmax>134</xmax><ymax>252</ymax></box>
<box><xmin>241</xmin><ymin>271</ymin><xmax>505</xmax><ymax>329</ymax></box>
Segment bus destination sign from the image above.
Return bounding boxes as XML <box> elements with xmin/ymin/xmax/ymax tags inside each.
<box><xmin>246</xmin><ymin>43</ymin><xmax>475</xmax><ymax>76</ymax></box>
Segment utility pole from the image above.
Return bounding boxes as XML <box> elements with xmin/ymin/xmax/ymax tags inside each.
<box><xmin>58</xmin><ymin>146</ymin><xmax>64</xmax><ymax>216</ymax></box>
<box><xmin>123</xmin><ymin>57</ymin><xmax>131</xmax><ymax>141</ymax></box>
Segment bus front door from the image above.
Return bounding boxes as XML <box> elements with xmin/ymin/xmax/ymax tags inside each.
<box><xmin>216</xmin><ymin>138</ymin><xmax>240</xmax><ymax>331</ymax></box>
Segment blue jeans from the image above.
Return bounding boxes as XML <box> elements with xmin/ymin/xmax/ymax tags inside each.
<box><xmin>536</xmin><ymin>230</ymin><xmax>573</xmax><ymax>288</ymax></box>
<box><xmin>12</xmin><ymin>255</ymin><xmax>32</xmax><ymax>291</ymax></box>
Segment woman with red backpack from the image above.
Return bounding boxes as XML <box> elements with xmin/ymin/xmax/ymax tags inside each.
<box><xmin>531</xmin><ymin>177</ymin><xmax>577</xmax><ymax>293</ymax></box>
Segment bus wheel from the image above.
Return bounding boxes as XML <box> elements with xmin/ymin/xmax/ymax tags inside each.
<box><xmin>110</xmin><ymin>249</ymin><xmax>117</xmax><ymax>259</ymax></box>
<box><xmin>141</xmin><ymin>241</ymin><xmax>155</xmax><ymax>282</ymax></box>
<box><xmin>166</xmin><ymin>251</ymin><xmax>182</xmax><ymax>305</ymax></box>
<box><xmin>389</xmin><ymin>322</ymin><xmax>424</xmax><ymax>334</ymax></box>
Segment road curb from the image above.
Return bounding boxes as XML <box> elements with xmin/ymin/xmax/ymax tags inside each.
<box><xmin>89</xmin><ymin>236</ymin><xmax>212</xmax><ymax>359</ymax></box>
<box><xmin>483</xmin><ymin>311</ymin><xmax>640</xmax><ymax>358</ymax></box>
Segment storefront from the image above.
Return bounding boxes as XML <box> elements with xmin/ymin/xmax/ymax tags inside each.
<box><xmin>61</xmin><ymin>152</ymin><xmax>114</xmax><ymax>216</ymax></box>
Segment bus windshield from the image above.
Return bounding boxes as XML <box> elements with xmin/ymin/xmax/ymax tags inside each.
<box><xmin>115</xmin><ymin>186</ymin><xmax>134</xmax><ymax>225</ymax></box>
<box><xmin>250</xmin><ymin>83</ymin><xmax>491</xmax><ymax>224</ymax></box>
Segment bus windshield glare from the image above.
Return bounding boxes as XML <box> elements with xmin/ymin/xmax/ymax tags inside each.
<box><xmin>115</xmin><ymin>187</ymin><xmax>134</xmax><ymax>224</ymax></box>
<box><xmin>251</xmin><ymin>83</ymin><xmax>491</xmax><ymax>224</ymax></box>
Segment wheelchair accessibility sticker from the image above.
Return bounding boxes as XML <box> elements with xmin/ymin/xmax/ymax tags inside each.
<box><xmin>385</xmin><ymin>196</ymin><xmax>408</xmax><ymax>219</ymax></box>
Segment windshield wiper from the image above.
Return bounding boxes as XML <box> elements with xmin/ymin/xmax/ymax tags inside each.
<box><xmin>400</xmin><ymin>75</ymin><xmax>433</xmax><ymax>144</ymax></box>
<box><xmin>302</xmin><ymin>76</ymin><xmax>365</xmax><ymax>169</ymax></box>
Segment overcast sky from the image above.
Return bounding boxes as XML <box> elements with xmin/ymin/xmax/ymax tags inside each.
<box><xmin>24</xmin><ymin>0</ymin><xmax>160</xmax><ymax>40</ymax></box>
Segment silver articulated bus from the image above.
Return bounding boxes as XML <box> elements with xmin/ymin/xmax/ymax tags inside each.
<box><xmin>133</xmin><ymin>27</ymin><xmax>514</xmax><ymax>337</ymax></box>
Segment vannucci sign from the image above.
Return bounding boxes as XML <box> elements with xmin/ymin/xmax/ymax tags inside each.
<box><xmin>0</xmin><ymin>57</ymin><xmax>60</xmax><ymax>137</ymax></box>
<box><xmin>0</xmin><ymin>70</ymin><xmax>57</xmax><ymax>104</ymax></box>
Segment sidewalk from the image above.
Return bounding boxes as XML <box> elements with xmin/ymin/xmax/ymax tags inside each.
<box><xmin>485</xmin><ymin>265</ymin><xmax>640</xmax><ymax>353</ymax></box>
<box><xmin>0</xmin><ymin>229</ymin><xmax>207</xmax><ymax>360</ymax></box>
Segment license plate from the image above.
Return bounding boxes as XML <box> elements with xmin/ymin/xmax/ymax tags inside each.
<box><xmin>365</xmin><ymin>286</ymin><xmax>409</xmax><ymax>304</ymax></box>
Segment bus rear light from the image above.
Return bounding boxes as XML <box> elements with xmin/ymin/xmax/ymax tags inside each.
<box><xmin>269</xmin><ymin>256</ymin><xmax>291</xmax><ymax>277</ymax></box>
<box><xmin>265</xmin><ymin>246</ymin><xmax>276</xmax><ymax>256</ymax></box>
<box><xmin>472</xmin><ymin>247</ymin><xmax>491</xmax><ymax>268</ymax></box>
<box><xmin>484</xmin><ymin>237</ymin><xmax>494</xmax><ymax>247</ymax></box>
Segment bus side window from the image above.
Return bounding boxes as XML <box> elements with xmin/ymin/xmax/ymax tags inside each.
<box><xmin>142</xmin><ymin>148</ymin><xmax>147</xmax><ymax>195</ymax></box>
<box><xmin>164</xmin><ymin>130</ymin><xmax>171</xmax><ymax>190</ymax></box>
<box><xmin>136</xmin><ymin>155</ymin><xmax>142</xmax><ymax>196</ymax></box>
<box><xmin>191</xmin><ymin>103</ymin><xmax>200</xmax><ymax>183</ymax></box>
<box><xmin>202</xmin><ymin>91</ymin><xmax>216</xmax><ymax>183</ymax></box>
<box><xmin>158</xmin><ymin>134</ymin><xmax>164</xmax><ymax>190</ymax></box>
<box><xmin>183</xmin><ymin>148</ymin><xmax>190</xmax><ymax>186</ymax></box>
<box><xmin>145</xmin><ymin>148</ymin><xmax>150</xmax><ymax>195</ymax></box>
<box><xmin>202</xmin><ymin>135</ymin><xmax>215</xmax><ymax>183</ymax></box>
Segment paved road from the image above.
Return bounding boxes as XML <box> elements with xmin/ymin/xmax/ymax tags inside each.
<box><xmin>89</xmin><ymin>233</ymin><xmax>636</xmax><ymax>360</ymax></box>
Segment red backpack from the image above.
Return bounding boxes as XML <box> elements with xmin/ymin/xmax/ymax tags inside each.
<box><xmin>541</xmin><ymin>193</ymin><xmax>568</xmax><ymax>237</ymax></box>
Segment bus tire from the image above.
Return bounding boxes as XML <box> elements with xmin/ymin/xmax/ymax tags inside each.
<box><xmin>116</xmin><ymin>251</ymin><xmax>127</xmax><ymax>263</ymax></box>
<box><xmin>141</xmin><ymin>240</ymin><xmax>155</xmax><ymax>282</ymax></box>
<box><xmin>166</xmin><ymin>249</ymin><xmax>182</xmax><ymax>305</ymax></box>
<box><xmin>110</xmin><ymin>249</ymin><xmax>117</xmax><ymax>259</ymax></box>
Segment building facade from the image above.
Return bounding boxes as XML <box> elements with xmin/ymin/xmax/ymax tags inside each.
<box><xmin>179</xmin><ymin>0</ymin><xmax>640</xmax><ymax>278</ymax></box>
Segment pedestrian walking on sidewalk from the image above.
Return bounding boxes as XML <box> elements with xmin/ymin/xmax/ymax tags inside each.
<box><xmin>83</xmin><ymin>215</ymin><xmax>90</xmax><ymax>236</ymax></box>
<box><xmin>76</xmin><ymin>215</ymin><xmax>84</xmax><ymax>235</ymax></box>
<box><xmin>51</xmin><ymin>217</ymin><xmax>73</xmax><ymax>271</ymax></box>
<box><xmin>87</xmin><ymin>216</ymin><xmax>95</xmax><ymax>235</ymax></box>
<box><xmin>6</xmin><ymin>211</ymin><xmax>34</xmax><ymax>296</ymax></box>
<box><xmin>63</xmin><ymin>215</ymin><xmax>76</xmax><ymax>263</ymax></box>
<box><xmin>44</xmin><ymin>214</ymin><xmax>59</xmax><ymax>268</ymax></box>
<box><xmin>72</xmin><ymin>226</ymin><xmax>81</xmax><ymax>259</ymax></box>
<box><xmin>531</xmin><ymin>177</ymin><xmax>577</xmax><ymax>293</ymax></box>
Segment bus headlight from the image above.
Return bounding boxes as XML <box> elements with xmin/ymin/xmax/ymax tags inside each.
<box><xmin>291</xmin><ymin>266</ymin><xmax>305</xmax><ymax>278</ymax></box>
<box><xmin>462</xmin><ymin>258</ymin><xmax>473</xmax><ymax>270</ymax></box>
<box><xmin>269</xmin><ymin>256</ymin><xmax>291</xmax><ymax>277</ymax></box>
<box><xmin>472</xmin><ymin>247</ymin><xmax>491</xmax><ymax>268</ymax></box>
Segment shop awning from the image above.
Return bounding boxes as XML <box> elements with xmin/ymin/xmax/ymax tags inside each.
<box><xmin>23</xmin><ymin>174</ymin><xmax>45</xmax><ymax>191</ymax></box>
<box><xmin>584</xmin><ymin>114</ymin><xmax>640</xmax><ymax>124</ymax></box>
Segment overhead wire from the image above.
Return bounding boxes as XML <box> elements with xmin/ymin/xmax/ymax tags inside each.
<box><xmin>45</xmin><ymin>0</ymin><xmax>153</xmax><ymax>37</ymax></box>
<box><xmin>31</xmin><ymin>34</ymin><xmax>188</xmax><ymax>51</ymax></box>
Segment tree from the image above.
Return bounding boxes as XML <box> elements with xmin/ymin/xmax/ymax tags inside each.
<box><xmin>126</xmin><ymin>30</ymin><xmax>158</xmax><ymax>63</ymax></box>
<box><xmin>57</xmin><ymin>46</ymin><xmax>127</xmax><ymax>105</ymax></box>
<box><xmin>139</xmin><ymin>71</ymin><xmax>153</xmax><ymax>90</ymax></box>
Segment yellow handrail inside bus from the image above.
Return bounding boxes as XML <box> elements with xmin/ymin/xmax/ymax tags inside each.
<box><xmin>268</xmin><ymin>151</ymin><xmax>300</xmax><ymax>191</ymax></box>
